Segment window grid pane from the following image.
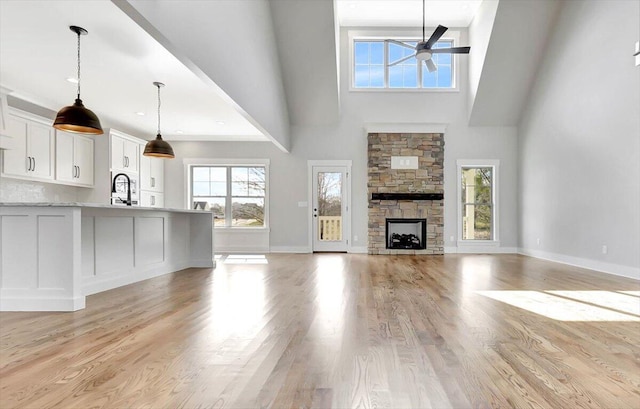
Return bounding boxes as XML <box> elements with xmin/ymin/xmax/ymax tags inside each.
<box><xmin>232</xmin><ymin>197</ymin><xmax>265</xmax><ymax>227</ymax></box>
<box><xmin>422</xmin><ymin>40</ymin><xmax>453</xmax><ymax>88</ymax></box>
<box><xmin>354</xmin><ymin>41</ymin><xmax>385</xmax><ymax>88</ymax></box>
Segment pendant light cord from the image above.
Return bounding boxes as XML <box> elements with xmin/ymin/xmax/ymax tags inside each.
<box><xmin>157</xmin><ymin>84</ymin><xmax>161</xmax><ymax>135</ymax></box>
<box><xmin>76</xmin><ymin>31</ymin><xmax>81</xmax><ymax>100</ymax></box>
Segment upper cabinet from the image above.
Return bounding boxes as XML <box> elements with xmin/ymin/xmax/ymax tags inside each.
<box><xmin>1</xmin><ymin>110</ymin><xmax>54</xmax><ymax>181</ymax></box>
<box><xmin>139</xmin><ymin>153</ymin><xmax>164</xmax><ymax>193</ymax></box>
<box><xmin>111</xmin><ymin>133</ymin><xmax>139</xmax><ymax>173</ymax></box>
<box><xmin>0</xmin><ymin>88</ymin><xmax>11</xmax><ymax>150</ymax></box>
<box><xmin>55</xmin><ymin>130</ymin><xmax>94</xmax><ymax>187</ymax></box>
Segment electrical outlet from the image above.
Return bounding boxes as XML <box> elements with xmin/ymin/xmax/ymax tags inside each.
<box><xmin>450</xmin><ymin>236</ymin><xmax>455</xmax><ymax>242</ymax></box>
<box><xmin>354</xmin><ymin>235</ymin><xmax>358</xmax><ymax>242</ymax></box>
<box><xmin>536</xmin><ymin>238</ymin><xmax>541</xmax><ymax>245</ymax></box>
<box><xmin>602</xmin><ymin>245</ymin><xmax>608</xmax><ymax>254</ymax></box>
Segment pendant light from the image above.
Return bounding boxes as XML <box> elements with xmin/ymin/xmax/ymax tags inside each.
<box><xmin>143</xmin><ymin>82</ymin><xmax>175</xmax><ymax>158</ymax></box>
<box><xmin>53</xmin><ymin>26</ymin><xmax>103</xmax><ymax>135</ymax></box>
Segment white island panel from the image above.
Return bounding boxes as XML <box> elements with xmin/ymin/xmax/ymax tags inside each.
<box><xmin>134</xmin><ymin>217</ymin><xmax>164</xmax><ymax>266</ymax></box>
<box><xmin>0</xmin><ymin>207</ymin><xmax>83</xmax><ymax>311</ymax></box>
<box><xmin>81</xmin><ymin>216</ymin><xmax>95</xmax><ymax>278</ymax></box>
<box><xmin>1</xmin><ymin>214</ymin><xmax>37</xmax><ymax>288</ymax></box>
<box><xmin>94</xmin><ymin>216</ymin><xmax>135</xmax><ymax>276</ymax></box>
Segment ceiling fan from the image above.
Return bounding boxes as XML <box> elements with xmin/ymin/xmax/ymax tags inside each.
<box><xmin>386</xmin><ymin>0</ymin><xmax>471</xmax><ymax>73</ymax></box>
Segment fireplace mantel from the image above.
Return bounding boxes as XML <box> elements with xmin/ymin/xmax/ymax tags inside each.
<box><xmin>371</xmin><ymin>193</ymin><xmax>443</xmax><ymax>201</ymax></box>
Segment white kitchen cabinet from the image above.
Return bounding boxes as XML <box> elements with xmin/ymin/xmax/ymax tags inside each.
<box><xmin>140</xmin><ymin>191</ymin><xmax>164</xmax><ymax>208</ymax></box>
<box><xmin>110</xmin><ymin>133</ymin><xmax>139</xmax><ymax>173</ymax></box>
<box><xmin>0</xmin><ymin>88</ymin><xmax>11</xmax><ymax>150</ymax></box>
<box><xmin>1</xmin><ymin>110</ymin><xmax>54</xmax><ymax>181</ymax></box>
<box><xmin>139</xmin><ymin>153</ymin><xmax>164</xmax><ymax>193</ymax></box>
<box><xmin>55</xmin><ymin>130</ymin><xmax>94</xmax><ymax>186</ymax></box>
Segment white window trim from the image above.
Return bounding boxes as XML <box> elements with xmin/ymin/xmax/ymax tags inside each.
<box><xmin>183</xmin><ymin>158</ymin><xmax>270</xmax><ymax>231</ymax></box>
<box><xmin>456</xmin><ymin>159</ymin><xmax>500</xmax><ymax>247</ymax></box>
<box><xmin>348</xmin><ymin>28</ymin><xmax>461</xmax><ymax>92</ymax></box>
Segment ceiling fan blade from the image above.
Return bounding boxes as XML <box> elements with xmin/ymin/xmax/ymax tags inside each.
<box><xmin>425</xmin><ymin>59</ymin><xmax>437</xmax><ymax>72</ymax></box>
<box><xmin>385</xmin><ymin>39</ymin><xmax>415</xmax><ymax>50</ymax></box>
<box><xmin>425</xmin><ymin>25</ymin><xmax>448</xmax><ymax>49</ymax></box>
<box><xmin>430</xmin><ymin>46</ymin><xmax>471</xmax><ymax>54</ymax></box>
<box><xmin>388</xmin><ymin>54</ymin><xmax>415</xmax><ymax>67</ymax></box>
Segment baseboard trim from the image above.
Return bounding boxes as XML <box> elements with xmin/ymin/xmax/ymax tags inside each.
<box><xmin>518</xmin><ymin>248</ymin><xmax>640</xmax><ymax>281</ymax></box>
<box><xmin>0</xmin><ymin>296</ymin><xmax>85</xmax><ymax>312</ymax></box>
<box><xmin>269</xmin><ymin>246</ymin><xmax>311</xmax><ymax>253</ymax></box>
<box><xmin>83</xmin><ymin>261</ymin><xmax>193</xmax><ymax>296</ymax></box>
<box><xmin>216</xmin><ymin>246</ymin><xmax>271</xmax><ymax>254</ymax></box>
<box><xmin>348</xmin><ymin>246</ymin><xmax>368</xmax><ymax>254</ymax></box>
<box><xmin>445</xmin><ymin>246</ymin><xmax>518</xmax><ymax>254</ymax></box>
<box><xmin>189</xmin><ymin>258</ymin><xmax>215</xmax><ymax>268</ymax></box>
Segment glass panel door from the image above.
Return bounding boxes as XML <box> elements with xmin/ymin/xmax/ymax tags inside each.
<box><xmin>312</xmin><ymin>166</ymin><xmax>348</xmax><ymax>252</ymax></box>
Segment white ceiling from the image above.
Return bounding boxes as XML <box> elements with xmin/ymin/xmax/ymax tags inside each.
<box><xmin>0</xmin><ymin>0</ymin><xmax>266</xmax><ymax>141</ymax></box>
<box><xmin>336</xmin><ymin>0</ymin><xmax>483</xmax><ymax>27</ymax></box>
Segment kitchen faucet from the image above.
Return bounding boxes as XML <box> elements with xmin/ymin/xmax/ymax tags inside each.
<box><xmin>112</xmin><ymin>173</ymin><xmax>132</xmax><ymax>206</ymax></box>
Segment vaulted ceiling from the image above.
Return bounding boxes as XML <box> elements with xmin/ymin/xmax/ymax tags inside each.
<box><xmin>0</xmin><ymin>0</ymin><xmax>562</xmax><ymax>150</ymax></box>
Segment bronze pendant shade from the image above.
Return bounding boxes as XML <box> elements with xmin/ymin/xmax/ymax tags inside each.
<box><xmin>53</xmin><ymin>26</ymin><xmax>103</xmax><ymax>135</ymax></box>
<box><xmin>143</xmin><ymin>82</ymin><xmax>174</xmax><ymax>159</ymax></box>
<box><xmin>144</xmin><ymin>134</ymin><xmax>175</xmax><ymax>158</ymax></box>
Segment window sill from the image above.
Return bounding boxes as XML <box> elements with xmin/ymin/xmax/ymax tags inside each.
<box><xmin>215</xmin><ymin>227</ymin><xmax>270</xmax><ymax>233</ymax></box>
<box><xmin>457</xmin><ymin>240</ymin><xmax>500</xmax><ymax>247</ymax></box>
<box><xmin>349</xmin><ymin>87</ymin><xmax>459</xmax><ymax>93</ymax></box>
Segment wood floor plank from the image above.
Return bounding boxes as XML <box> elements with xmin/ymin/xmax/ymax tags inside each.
<box><xmin>1</xmin><ymin>253</ymin><xmax>639</xmax><ymax>408</ymax></box>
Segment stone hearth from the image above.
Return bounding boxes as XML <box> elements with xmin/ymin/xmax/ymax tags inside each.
<box><xmin>368</xmin><ymin>133</ymin><xmax>444</xmax><ymax>255</ymax></box>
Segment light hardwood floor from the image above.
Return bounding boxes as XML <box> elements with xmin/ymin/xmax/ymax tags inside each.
<box><xmin>1</xmin><ymin>254</ymin><xmax>639</xmax><ymax>408</ymax></box>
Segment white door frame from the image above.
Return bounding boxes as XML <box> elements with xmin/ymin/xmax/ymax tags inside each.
<box><xmin>308</xmin><ymin>160</ymin><xmax>352</xmax><ymax>252</ymax></box>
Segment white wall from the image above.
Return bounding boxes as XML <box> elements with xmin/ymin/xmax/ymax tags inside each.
<box><xmin>469</xmin><ymin>0</ymin><xmax>560</xmax><ymax>126</ymax></box>
<box><xmin>165</xmin><ymin>27</ymin><xmax>520</xmax><ymax>253</ymax></box>
<box><xmin>468</xmin><ymin>0</ymin><xmax>499</xmax><ymax>121</ymax></box>
<box><xmin>518</xmin><ymin>0</ymin><xmax>640</xmax><ymax>278</ymax></box>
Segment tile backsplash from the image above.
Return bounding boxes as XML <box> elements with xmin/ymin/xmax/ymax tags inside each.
<box><xmin>0</xmin><ymin>178</ymin><xmax>81</xmax><ymax>202</ymax></box>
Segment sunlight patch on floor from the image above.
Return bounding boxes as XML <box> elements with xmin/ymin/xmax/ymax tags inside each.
<box><xmin>204</xmin><ymin>269</ymin><xmax>266</xmax><ymax>343</ymax></box>
<box><xmin>476</xmin><ymin>290</ymin><xmax>640</xmax><ymax>321</ymax></box>
<box><xmin>546</xmin><ymin>291</ymin><xmax>640</xmax><ymax>316</ymax></box>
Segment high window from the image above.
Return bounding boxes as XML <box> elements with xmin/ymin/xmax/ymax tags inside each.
<box><xmin>190</xmin><ymin>164</ymin><xmax>268</xmax><ymax>228</ymax></box>
<box><xmin>353</xmin><ymin>39</ymin><xmax>454</xmax><ymax>89</ymax></box>
<box><xmin>457</xmin><ymin>160</ymin><xmax>499</xmax><ymax>242</ymax></box>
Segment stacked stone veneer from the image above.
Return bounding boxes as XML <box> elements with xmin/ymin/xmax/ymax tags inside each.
<box><xmin>368</xmin><ymin>133</ymin><xmax>444</xmax><ymax>255</ymax></box>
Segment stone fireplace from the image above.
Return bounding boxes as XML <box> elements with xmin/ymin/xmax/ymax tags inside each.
<box><xmin>368</xmin><ymin>133</ymin><xmax>444</xmax><ymax>255</ymax></box>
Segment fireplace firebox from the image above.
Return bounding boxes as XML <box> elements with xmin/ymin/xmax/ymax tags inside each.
<box><xmin>385</xmin><ymin>218</ymin><xmax>427</xmax><ymax>250</ymax></box>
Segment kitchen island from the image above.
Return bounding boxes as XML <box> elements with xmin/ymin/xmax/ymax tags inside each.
<box><xmin>0</xmin><ymin>203</ymin><xmax>214</xmax><ymax>311</ymax></box>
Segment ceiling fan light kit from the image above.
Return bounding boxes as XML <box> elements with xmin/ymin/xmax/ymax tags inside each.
<box><xmin>415</xmin><ymin>48</ymin><xmax>432</xmax><ymax>61</ymax></box>
<box><xmin>143</xmin><ymin>82</ymin><xmax>175</xmax><ymax>159</ymax></box>
<box><xmin>53</xmin><ymin>26</ymin><xmax>103</xmax><ymax>135</ymax></box>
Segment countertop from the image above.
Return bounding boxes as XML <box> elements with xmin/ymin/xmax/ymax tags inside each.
<box><xmin>0</xmin><ymin>202</ymin><xmax>211</xmax><ymax>215</ymax></box>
